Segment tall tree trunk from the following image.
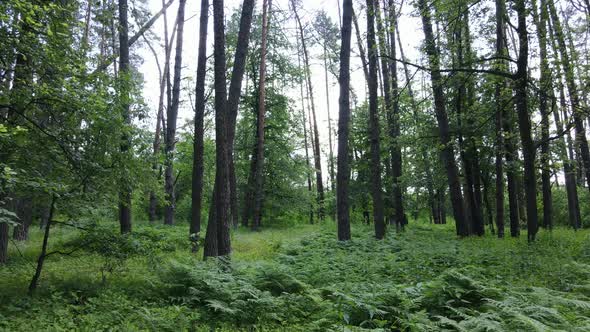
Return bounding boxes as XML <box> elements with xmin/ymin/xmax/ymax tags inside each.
<box><xmin>322</xmin><ymin>45</ymin><xmax>336</xmax><ymax>194</ymax></box>
<box><xmin>0</xmin><ymin>212</ymin><xmax>8</xmax><ymax>264</ymax></box>
<box><xmin>514</xmin><ymin>0</ymin><xmax>538</xmax><ymax>242</ymax></box>
<box><xmin>297</xmin><ymin>36</ymin><xmax>314</xmax><ymax>225</ymax></box>
<box><xmin>118</xmin><ymin>0</ymin><xmax>132</xmax><ymax>234</ymax></box>
<box><xmin>226</xmin><ymin>0</ymin><xmax>256</xmax><ymax>229</ymax></box>
<box><xmin>204</xmin><ymin>0</ymin><xmax>231</xmax><ymax>258</ymax></box>
<box><xmin>248</xmin><ymin>0</ymin><xmax>271</xmax><ymax>231</ymax></box>
<box><xmin>164</xmin><ymin>0</ymin><xmax>187</xmax><ymax>225</ymax></box>
<box><xmin>293</xmin><ymin>2</ymin><xmax>325</xmax><ymax>220</ymax></box>
<box><xmin>149</xmin><ymin>0</ymin><xmax>175</xmax><ymax>223</ymax></box>
<box><xmin>418</xmin><ymin>0</ymin><xmax>468</xmax><ymax>236</ymax></box>
<box><xmin>533</xmin><ymin>0</ymin><xmax>553</xmax><ymax>229</ymax></box>
<box><xmin>190</xmin><ymin>0</ymin><xmax>209</xmax><ymax>237</ymax></box>
<box><xmin>337</xmin><ymin>0</ymin><xmax>353</xmax><ymax>241</ymax></box>
<box><xmin>366</xmin><ymin>0</ymin><xmax>385</xmax><ymax>239</ymax></box>
<box><xmin>547</xmin><ymin>0</ymin><xmax>590</xmax><ymax>193</ymax></box>
<box><xmin>494</xmin><ymin>0</ymin><xmax>507</xmax><ymax>238</ymax></box>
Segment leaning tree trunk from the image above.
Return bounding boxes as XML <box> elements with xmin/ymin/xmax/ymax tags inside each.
<box><xmin>163</xmin><ymin>0</ymin><xmax>187</xmax><ymax>225</ymax></box>
<box><xmin>336</xmin><ymin>0</ymin><xmax>353</xmax><ymax>241</ymax></box>
<box><xmin>514</xmin><ymin>0</ymin><xmax>538</xmax><ymax>242</ymax></box>
<box><xmin>118</xmin><ymin>0</ymin><xmax>132</xmax><ymax>234</ymax></box>
<box><xmin>366</xmin><ymin>0</ymin><xmax>385</xmax><ymax>239</ymax></box>
<box><xmin>418</xmin><ymin>0</ymin><xmax>468</xmax><ymax>236</ymax></box>
<box><xmin>190</xmin><ymin>0</ymin><xmax>209</xmax><ymax>237</ymax></box>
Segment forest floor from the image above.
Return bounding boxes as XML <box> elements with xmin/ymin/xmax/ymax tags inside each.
<box><xmin>1</xmin><ymin>219</ymin><xmax>590</xmax><ymax>331</ymax></box>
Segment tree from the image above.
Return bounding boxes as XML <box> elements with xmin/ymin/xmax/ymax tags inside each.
<box><xmin>163</xmin><ymin>0</ymin><xmax>187</xmax><ymax>225</ymax></box>
<box><xmin>118</xmin><ymin>0</ymin><xmax>132</xmax><ymax>234</ymax></box>
<box><xmin>366</xmin><ymin>0</ymin><xmax>385</xmax><ymax>239</ymax></box>
<box><xmin>337</xmin><ymin>0</ymin><xmax>353</xmax><ymax>241</ymax></box>
<box><xmin>292</xmin><ymin>0</ymin><xmax>325</xmax><ymax>221</ymax></box>
<box><xmin>245</xmin><ymin>0</ymin><xmax>272</xmax><ymax>230</ymax></box>
<box><xmin>204</xmin><ymin>0</ymin><xmax>231</xmax><ymax>258</ymax></box>
<box><xmin>418</xmin><ymin>0</ymin><xmax>468</xmax><ymax>236</ymax></box>
<box><xmin>191</xmin><ymin>0</ymin><xmax>209</xmax><ymax>239</ymax></box>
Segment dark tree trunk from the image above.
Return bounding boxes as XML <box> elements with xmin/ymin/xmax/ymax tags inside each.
<box><xmin>418</xmin><ymin>0</ymin><xmax>468</xmax><ymax>236</ymax></box>
<box><xmin>366</xmin><ymin>0</ymin><xmax>385</xmax><ymax>239</ymax></box>
<box><xmin>0</xmin><ymin>219</ymin><xmax>8</xmax><ymax>264</ymax></box>
<box><xmin>204</xmin><ymin>0</ymin><xmax>231</xmax><ymax>258</ymax></box>
<box><xmin>226</xmin><ymin>0</ymin><xmax>256</xmax><ymax>229</ymax></box>
<box><xmin>534</xmin><ymin>0</ymin><xmax>552</xmax><ymax>229</ymax></box>
<box><xmin>163</xmin><ymin>0</ymin><xmax>187</xmax><ymax>226</ymax></box>
<box><xmin>190</xmin><ymin>0</ymin><xmax>209</xmax><ymax>237</ymax></box>
<box><xmin>337</xmin><ymin>0</ymin><xmax>353</xmax><ymax>241</ymax></box>
<box><xmin>249</xmin><ymin>0</ymin><xmax>271</xmax><ymax>231</ymax></box>
<box><xmin>12</xmin><ymin>197</ymin><xmax>32</xmax><ymax>241</ymax></box>
<box><xmin>293</xmin><ymin>2</ymin><xmax>325</xmax><ymax>220</ymax></box>
<box><xmin>494</xmin><ymin>0</ymin><xmax>507</xmax><ymax>238</ymax></box>
<box><xmin>118</xmin><ymin>0</ymin><xmax>132</xmax><ymax>234</ymax></box>
<box><xmin>514</xmin><ymin>0</ymin><xmax>538</xmax><ymax>242</ymax></box>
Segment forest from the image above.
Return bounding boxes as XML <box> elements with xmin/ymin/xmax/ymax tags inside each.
<box><xmin>1</xmin><ymin>0</ymin><xmax>590</xmax><ymax>330</ymax></box>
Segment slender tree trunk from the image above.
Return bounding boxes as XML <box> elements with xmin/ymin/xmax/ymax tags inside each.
<box><xmin>293</xmin><ymin>2</ymin><xmax>325</xmax><ymax>220</ymax></box>
<box><xmin>0</xmin><ymin>216</ymin><xmax>8</xmax><ymax>264</ymax></box>
<box><xmin>322</xmin><ymin>45</ymin><xmax>336</xmax><ymax>194</ymax></box>
<box><xmin>28</xmin><ymin>196</ymin><xmax>56</xmax><ymax>294</ymax></box>
<box><xmin>249</xmin><ymin>0</ymin><xmax>271</xmax><ymax>231</ymax></box>
<box><xmin>366</xmin><ymin>0</ymin><xmax>385</xmax><ymax>239</ymax></box>
<box><xmin>494</xmin><ymin>0</ymin><xmax>506</xmax><ymax>238</ymax></box>
<box><xmin>149</xmin><ymin>0</ymin><xmax>175</xmax><ymax>223</ymax></box>
<box><xmin>297</xmin><ymin>36</ymin><xmax>314</xmax><ymax>225</ymax></box>
<box><xmin>534</xmin><ymin>0</ymin><xmax>553</xmax><ymax>229</ymax></box>
<box><xmin>352</xmin><ymin>8</ymin><xmax>369</xmax><ymax>84</ymax></box>
<box><xmin>418</xmin><ymin>0</ymin><xmax>468</xmax><ymax>236</ymax></box>
<box><xmin>190</xmin><ymin>0</ymin><xmax>209</xmax><ymax>237</ymax></box>
<box><xmin>164</xmin><ymin>0</ymin><xmax>187</xmax><ymax>226</ymax></box>
<box><xmin>514</xmin><ymin>0</ymin><xmax>538</xmax><ymax>242</ymax></box>
<box><xmin>118</xmin><ymin>0</ymin><xmax>132</xmax><ymax>234</ymax></box>
<box><xmin>337</xmin><ymin>0</ymin><xmax>353</xmax><ymax>241</ymax></box>
<box><xmin>204</xmin><ymin>0</ymin><xmax>231</xmax><ymax>258</ymax></box>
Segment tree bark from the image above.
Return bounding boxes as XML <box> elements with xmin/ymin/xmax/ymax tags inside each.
<box><xmin>12</xmin><ymin>197</ymin><xmax>32</xmax><ymax>241</ymax></box>
<box><xmin>337</xmin><ymin>0</ymin><xmax>353</xmax><ymax>241</ymax></box>
<box><xmin>418</xmin><ymin>0</ymin><xmax>468</xmax><ymax>236</ymax></box>
<box><xmin>28</xmin><ymin>196</ymin><xmax>56</xmax><ymax>294</ymax></box>
<box><xmin>248</xmin><ymin>0</ymin><xmax>271</xmax><ymax>230</ymax></box>
<box><xmin>204</xmin><ymin>0</ymin><xmax>231</xmax><ymax>258</ymax></box>
<box><xmin>494</xmin><ymin>0</ymin><xmax>506</xmax><ymax>238</ymax></box>
<box><xmin>514</xmin><ymin>0</ymin><xmax>538</xmax><ymax>242</ymax></box>
<box><xmin>366</xmin><ymin>0</ymin><xmax>385</xmax><ymax>239</ymax></box>
<box><xmin>190</xmin><ymin>0</ymin><xmax>209</xmax><ymax>237</ymax></box>
<box><xmin>164</xmin><ymin>0</ymin><xmax>187</xmax><ymax>225</ymax></box>
<box><xmin>118</xmin><ymin>0</ymin><xmax>132</xmax><ymax>234</ymax></box>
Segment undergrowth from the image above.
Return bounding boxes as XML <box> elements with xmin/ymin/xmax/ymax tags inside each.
<box><xmin>1</xmin><ymin>221</ymin><xmax>590</xmax><ymax>331</ymax></box>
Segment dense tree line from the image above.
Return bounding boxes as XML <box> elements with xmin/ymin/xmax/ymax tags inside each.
<box><xmin>1</xmin><ymin>0</ymin><xmax>589</xmax><ymax>285</ymax></box>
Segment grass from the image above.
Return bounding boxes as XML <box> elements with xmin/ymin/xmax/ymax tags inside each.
<box><xmin>1</xmin><ymin>219</ymin><xmax>590</xmax><ymax>331</ymax></box>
